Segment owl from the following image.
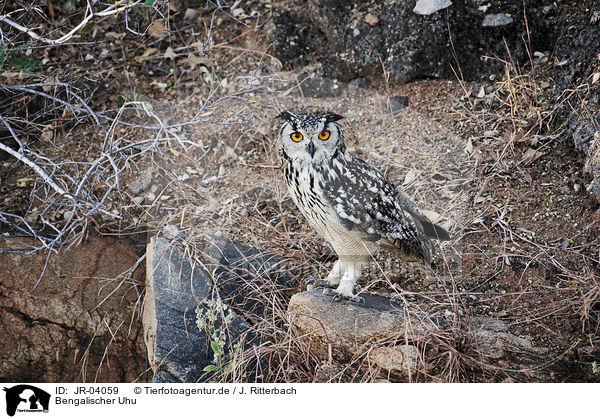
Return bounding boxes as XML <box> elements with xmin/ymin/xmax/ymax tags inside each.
<box><xmin>276</xmin><ymin>111</ymin><xmax>450</xmax><ymax>301</ymax></box>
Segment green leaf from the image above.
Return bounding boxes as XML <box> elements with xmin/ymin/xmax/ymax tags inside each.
<box><xmin>0</xmin><ymin>49</ymin><xmax>8</xmax><ymax>70</ymax></box>
<box><xmin>115</xmin><ymin>94</ymin><xmax>126</xmax><ymax>108</ymax></box>
<box><xmin>203</xmin><ymin>365</ymin><xmax>218</xmax><ymax>372</ymax></box>
<box><xmin>211</xmin><ymin>341</ymin><xmax>222</xmax><ymax>354</ymax></box>
<box><xmin>144</xmin><ymin>0</ymin><xmax>157</xmax><ymax>5</ymax></box>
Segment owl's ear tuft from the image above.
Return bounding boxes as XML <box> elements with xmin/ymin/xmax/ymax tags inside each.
<box><xmin>275</xmin><ymin>111</ymin><xmax>295</xmax><ymax>122</ymax></box>
<box><xmin>324</xmin><ymin>113</ymin><xmax>344</xmax><ymax>123</ymax></box>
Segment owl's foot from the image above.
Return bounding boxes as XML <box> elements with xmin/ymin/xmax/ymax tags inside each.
<box><xmin>321</xmin><ymin>287</ymin><xmax>365</xmax><ymax>304</ymax></box>
<box><xmin>305</xmin><ymin>277</ymin><xmax>337</xmax><ymax>289</ymax></box>
<box><xmin>332</xmin><ymin>293</ymin><xmax>365</xmax><ymax>304</ymax></box>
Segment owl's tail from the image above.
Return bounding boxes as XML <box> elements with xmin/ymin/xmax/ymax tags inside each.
<box><xmin>420</xmin><ymin>219</ymin><xmax>450</xmax><ymax>241</ymax></box>
<box><xmin>382</xmin><ymin>221</ymin><xmax>449</xmax><ymax>267</ymax></box>
<box><xmin>382</xmin><ymin>236</ymin><xmax>434</xmax><ymax>266</ymax></box>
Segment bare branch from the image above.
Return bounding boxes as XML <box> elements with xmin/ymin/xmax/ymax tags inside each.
<box><xmin>0</xmin><ymin>140</ymin><xmax>74</xmax><ymax>200</ymax></box>
<box><xmin>0</xmin><ymin>1</ymin><xmax>144</xmax><ymax>45</ymax></box>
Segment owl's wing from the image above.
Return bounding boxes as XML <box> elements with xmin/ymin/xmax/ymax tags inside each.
<box><xmin>322</xmin><ymin>154</ymin><xmax>445</xmax><ymax>262</ymax></box>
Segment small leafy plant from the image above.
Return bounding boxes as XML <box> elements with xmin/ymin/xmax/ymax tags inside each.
<box><xmin>0</xmin><ymin>42</ymin><xmax>39</xmax><ymax>74</ymax></box>
<box><xmin>195</xmin><ymin>299</ymin><xmax>245</xmax><ymax>381</ymax></box>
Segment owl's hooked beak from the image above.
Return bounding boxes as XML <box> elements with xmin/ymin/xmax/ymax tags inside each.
<box><xmin>307</xmin><ymin>140</ymin><xmax>316</xmax><ymax>158</ymax></box>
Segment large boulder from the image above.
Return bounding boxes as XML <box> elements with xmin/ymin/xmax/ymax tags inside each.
<box><xmin>271</xmin><ymin>0</ymin><xmax>556</xmax><ymax>84</ymax></box>
<box><xmin>143</xmin><ymin>232</ymin><xmax>291</xmax><ymax>382</ymax></box>
<box><xmin>288</xmin><ymin>289</ymin><xmax>546</xmax><ymax>379</ymax></box>
<box><xmin>552</xmin><ymin>1</ymin><xmax>600</xmax><ymax>200</ymax></box>
<box><xmin>0</xmin><ymin>235</ymin><xmax>146</xmax><ymax>382</ymax></box>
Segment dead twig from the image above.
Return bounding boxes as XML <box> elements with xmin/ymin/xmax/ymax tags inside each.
<box><xmin>0</xmin><ymin>1</ymin><xmax>144</xmax><ymax>46</ymax></box>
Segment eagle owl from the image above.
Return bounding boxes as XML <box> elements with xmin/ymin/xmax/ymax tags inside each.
<box><xmin>276</xmin><ymin>111</ymin><xmax>450</xmax><ymax>301</ymax></box>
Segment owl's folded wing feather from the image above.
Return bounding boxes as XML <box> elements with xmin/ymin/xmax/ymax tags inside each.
<box><xmin>322</xmin><ymin>155</ymin><xmax>447</xmax><ymax>263</ymax></box>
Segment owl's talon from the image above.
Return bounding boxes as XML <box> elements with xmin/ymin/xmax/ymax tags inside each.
<box><xmin>321</xmin><ymin>288</ymin><xmax>364</xmax><ymax>304</ymax></box>
<box><xmin>350</xmin><ymin>295</ymin><xmax>365</xmax><ymax>304</ymax></box>
<box><xmin>331</xmin><ymin>293</ymin><xmax>364</xmax><ymax>304</ymax></box>
<box><xmin>305</xmin><ymin>278</ymin><xmax>333</xmax><ymax>287</ymax></box>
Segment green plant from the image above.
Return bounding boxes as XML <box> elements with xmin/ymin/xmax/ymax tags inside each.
<box><xmin>0</xmin><ymin>47</ymin><xmax>8</xmax><ymax>69</ymax></box>
<box><xmin>0</xmin><ymin>42</ymin><xmax>39</xmax><ymax>74</ymax></box>
<box><xmin>195</xmin><ymin>299</ymin><xmax>245</xmax><ymax>381</ymax></box>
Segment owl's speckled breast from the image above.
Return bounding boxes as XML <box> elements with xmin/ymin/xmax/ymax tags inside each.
<box><xmin>282</xmin><ymin>157</ymin><xmax>374</xmax><ymax>258</ymax></box>
<box><xmin>282</xmin><ymin>157</ymin><xmax>329</xmax><ymax>226</ymax></box>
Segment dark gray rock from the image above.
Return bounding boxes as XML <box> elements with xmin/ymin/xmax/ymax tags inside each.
<box><xmin>573</xmin><ymin>117</ymin><xmax>600</xmax><ymax>154</ymax></box>
<box><xmin>271</xmin><ymin>10</ymin><xmax>326</xmax><ymax>68</ymax></box>
<box><xmin>143</xmin><ymin>234</ymin><xmax>291</xmax><ymax>382</ymax></box>
<box><xmin>271</xmin><ymin>0</ymin><xmax>555</xmax><ymax>83</ymax></box>
<box><xmin>552</xmin><ymin>1</ymin><xmax>600</xmax><ymax>200</ymax></box>
<box><xmin>573</xmin><ymin>117</ymin><xmax>600</xmax><ymax>199</ymax></box>
<box><xmin>143</xmin><ymin>236</ymin><xmax>238</xmax><ymax>382</ymax></box>
<box><xmin>200</xmin><ymin>235</ymin><xmax>292</xmax><ymax>321</ymax></box>
<box><xmin>0</xmin><ymin>236</ymin><xmax>146</xmax><ymax>382</ymax></box>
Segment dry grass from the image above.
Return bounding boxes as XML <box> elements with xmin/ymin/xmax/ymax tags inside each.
<box><xmin>445</xmin><ymin>34</ymin><xmax>600</xmax><ymax>381</ymax></box>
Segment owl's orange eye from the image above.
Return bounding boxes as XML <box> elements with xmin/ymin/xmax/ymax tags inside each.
<box><xmin>318</xmin><ymin>130</ymin><xmax>330</xmax><ymax>141</ymax></box>
<box><xmin>290</xmin><ymin>132</ymin><xmax>303</xmax><ymax>142</ymax></box>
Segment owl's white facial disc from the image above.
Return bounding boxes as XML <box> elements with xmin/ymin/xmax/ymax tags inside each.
<box><xmin>278</xmin><ymin>112</ymin><xmax>343</xmax><ymax>166</ymax></box>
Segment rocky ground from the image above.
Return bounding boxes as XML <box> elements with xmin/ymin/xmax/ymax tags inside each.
<box><xmin>0</xmin><ymin>0</ymin><xmax>599</xmax><ymax>382</ymax></box>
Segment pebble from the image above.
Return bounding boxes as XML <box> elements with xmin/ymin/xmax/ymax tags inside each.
<box><xmin>364</xmin><ymin>13</ymin><xmax>379</xmax><ymax>26</ymax></box>
<box><xmin>184</xmin><ymin>8</ymin><xmax>196</xmax><ymax>20</ymax></box>
<box><xmin>127</xmin><ymin>169</ymin><xmax>153</xmax><ymax>194</ymax></box>
<box><xmin>413</xmin><ymin>0</ymin><xmax>452</xmax><ymax>15</ymax></box>
<box><xmin>482</xmin><ymin>13</ymin><xmax>514</xmax><ymax>27</ymax></box>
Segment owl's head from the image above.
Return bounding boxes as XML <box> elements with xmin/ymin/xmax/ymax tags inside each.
<box><xmin>276</xmin><ymin>111</ymin><xmax>344</xmax><ymax>165</ymax></box>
